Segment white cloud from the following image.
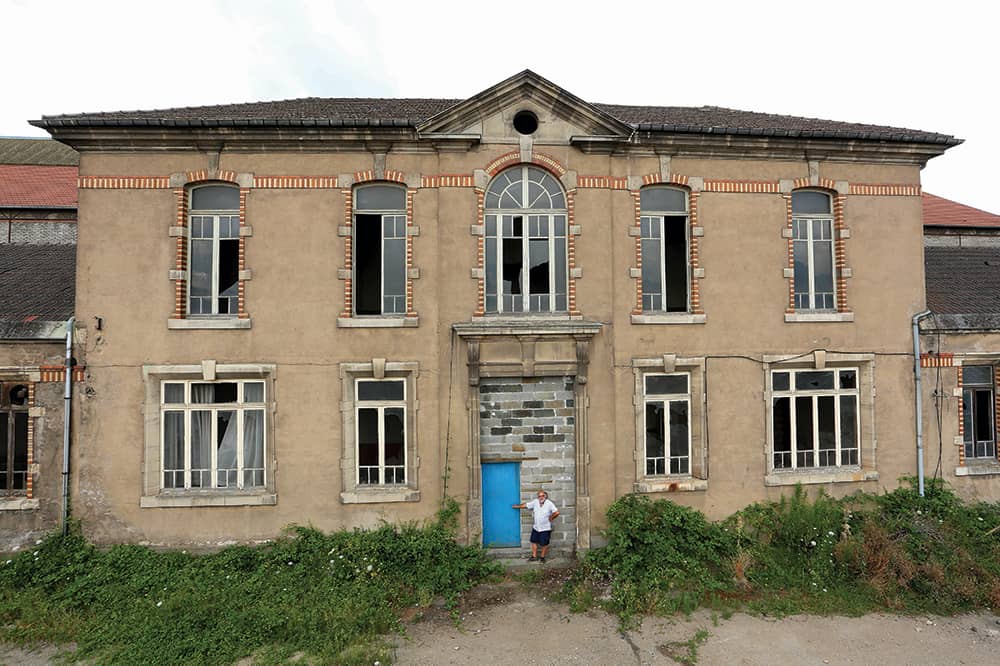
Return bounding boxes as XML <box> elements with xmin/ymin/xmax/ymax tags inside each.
<box><xmin>1</xmin><ymin>0</ymin><xmax>996</xmax><ymax>212</ymax></box>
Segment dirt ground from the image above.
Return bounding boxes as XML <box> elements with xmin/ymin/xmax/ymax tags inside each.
<box><xmin>3</xmin><ymin>570</ymin><xmax>998</xmax><ymax>665</ymax></box>
<box><xmin>393</xmin><ymin>570</ymin><xmax>1000</xmax><ymax>665</ymax></box>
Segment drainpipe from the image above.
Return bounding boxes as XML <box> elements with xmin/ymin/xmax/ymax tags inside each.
<box><xmin>61</xmin><ymin>317</ymin><xmax>74</xmax><ymax>536</ymax></box>
<box><xmin>912</xmin><ymin>310</ymin><xmax>931</xmax><ymax>497</ymax></box>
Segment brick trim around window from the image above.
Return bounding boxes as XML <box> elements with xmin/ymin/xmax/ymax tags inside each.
<box><xmin>783</xmin><ymin>190</ymin><xmax>851</xmax><ymax>315</ymax></box>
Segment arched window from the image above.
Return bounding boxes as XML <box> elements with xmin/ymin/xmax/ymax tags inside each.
<box><xmin>639</xmin><ymin>186</ymin><xmax>689</xmax><ymax>313</ymax></box>
<box><xmin>354</xmin><ymin>184</ymin><xmax>407</xmax><ymax>316</ymax></box>
<box><xmin>484</xmin><ymin>166</ymin><xmax>567</xmax><ymax>313</ymax></box>
<box><xmin>791</xmin><ymin>190</ymin><xmax>835</xmax><ymax>311</ymax></box>
<box><xmin>188</xmin><ymin>184</ymin><xmax>240</xmax><ymax>316</ymax></box>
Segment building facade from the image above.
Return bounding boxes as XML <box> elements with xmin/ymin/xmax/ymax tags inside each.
<box><xmin>32</xmin><ymin>71</ymin><xmax>970</xmax><ymax>552</ymax></box>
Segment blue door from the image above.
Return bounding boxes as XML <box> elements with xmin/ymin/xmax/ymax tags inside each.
<box><xmin>482</xmin><ymin>462</ymin><xmax>521</xmax><ymax>547</ymax></box>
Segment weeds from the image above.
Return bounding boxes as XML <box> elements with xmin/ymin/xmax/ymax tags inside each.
<box><xmin>564</xmin><ymin>479</ymin><xmax>1000</xmax><ymax>622</ymax></box>
<box><xmin>658</xmin><ymin>628</ymin><xmax>709</xmax><ymax>665</ymax></box>
<box><xmin>0</xmin><ymin>498</ymin><xmax>500</xmax><ymax>665</ymax></box>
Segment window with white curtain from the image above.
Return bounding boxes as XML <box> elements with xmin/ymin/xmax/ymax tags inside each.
<box><xmin>160</xmin><ymin>379</ymin><xmax>265</xmax><ymax>490</ymax></box>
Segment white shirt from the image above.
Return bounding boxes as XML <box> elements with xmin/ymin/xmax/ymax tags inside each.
<box><xmin>526</xmin><ymin>498</ymin><xmax>559</xmax><ymax>532</ymax></box>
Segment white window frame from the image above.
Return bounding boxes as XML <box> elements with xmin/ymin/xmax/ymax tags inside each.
<box><xmin>484</xmin><ymin>166</ymin><xmax>568</xmax><ymax>314</ymax></box>
<box><xmin>159</xmin><ymin>379</ymin><xmax>267</xmax><ymax>491</ymax></box>
<box><xmin>640</xmin><ymin>186</ymin><xmax>690</xmax><ymax>313</ymax></box>
<box><xmin>792</xmin><ymin>190</ymin><xmax>836</xmax><ymax>311</ymax></box>
<box><xmin>141</xmin><ymin>363</ymin><xmax>276</xmax><ymax>508</ymax></box>
<box><xmin>763</xmin><ymin>353</ymin><xmax>877</xmax><ymax>486</ymax></box>
<box><xmin>354</xmin><ymin>379</ymin><xmax>407</xmax><ymax>485</ymax></box>
<box><xmin>961</xmin><ymin>365</ymin><xmax>998</xmax><ymax>461</ymax></box>
<box><xmin>187</xmin><ymin>185</ymin><xmax>240</xmax><ymax>317</ymax></box>
<box><xmin>632</xmin><ymin>357</ymin><xmax>707</xmax><ymax>492</ymax></box>
<box><xmin>353</xmin><ymin>184</ymin><xmax>407</xmax><ymax>317</ymax></box>
<box><xmin>642</xmin><ymin>373</ymin><xmax>692</xmax><ymax>476</ymax></box>
<box><xmin>339</xmin><ymin>361</ymin><xmax>420</xmax><ymax>504</ymax></box>
<box><xmin>770</xmin><ymin>368</ymin><xmax>860</xmax><ymax>471</ymax></box>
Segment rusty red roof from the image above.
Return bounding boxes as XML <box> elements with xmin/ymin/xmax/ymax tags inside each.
<box><xmin>923</xmin><ymin>192</ymin><xmax>1000</xmax><ymax>228</ymax></box>
<box><xmin>0</xmin><ymin>164</ymin><xmax>78</xmax><ymax>208</ymax></box>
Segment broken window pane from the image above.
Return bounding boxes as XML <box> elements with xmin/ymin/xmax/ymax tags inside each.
<box><xmin>669</xmin><ymin>400</ymin><xmax>689</xmax><ymax>474</ymax></box>
<box><xmin>795</xmin><ymin>371</ymin><xmax>834</xmax><ymax>391</ymax></box>
<box><xmin>358</xmin><ymin>408</ymin><xmax>379</xmax><ymax>484</ymax></box>
<box><xmin>645</xmin><ymin>402</ymin><xmax>665</xmax><ymax>475</ymax></box>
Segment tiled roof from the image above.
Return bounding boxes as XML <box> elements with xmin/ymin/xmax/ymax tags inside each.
<box><xmin>923</xmin><ymin>192</ymin><xmax>1000</xmax><ymax>228</ymax></box>
<box><xmin>925</xmin><ymin>246</ymin><xmax>1000</xmax><ymax>315</ymax></box>
<box><xmin>0</xmin><ymin>137</ymin><xmax>78</xmax><ymax>166</ymax></box>
<box><xmin>32</xmin><ymin>98</ymin><xmax>960</xmax><ymax>145</ymax></box>
<box><xmin>0</xmin><ymin>164</ymin><xmax>78</xmax><ymax>208</ymax></box>
<box><xmin>0</xmin><ymin>244</ymin><xmax>76</xmax><ymax>321</ymax></box>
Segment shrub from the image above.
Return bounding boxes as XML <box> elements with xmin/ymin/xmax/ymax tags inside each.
<box><xmin>0</xmin><ymin>501</ymin><xmax>500</xmax><ymax>665</ymax></box>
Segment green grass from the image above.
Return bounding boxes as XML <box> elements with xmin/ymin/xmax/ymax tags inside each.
<box><xmin>0</xmin><ymin>499</ymin><xmax>501</xmax><ymax>665</ymax></box>
<box><xmin>562</xmin><ymin>479</ymin><xmax>1000</xmax><ymax>623</ymax></box>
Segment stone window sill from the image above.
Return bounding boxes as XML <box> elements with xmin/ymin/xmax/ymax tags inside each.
<box><xmin>0</xmin><ymin>497</ymin><xmax>40</xmax><ymax>511</ymax></box>
<box><xmin>784</xmin><ymin>312</ymin><xmax>854</xmax><ymax>323</ymax></box>
<box><xmin>140</xmin><ymin>493</ymin><xmax>276</xmax><ymax>508</ymax></box>
<box><xmin>955</xmin><ymin>463</ymin><xmax>1000</xmax><ymax>477</ymax></box>
<box><xmin>633</xmin><ymin>478</ymin><xmax>708</xmax><ymax>493</ymax></box>
<box><xmin>765</xmin><ymin>469</ymin><xmax>877</xmax><ymax>486</ymax></box>
<box><xmin>167</xmin><ymin>317</ymin><xmax>252</xmax><ymax>330</ymax></box>
<box><xmin>340</xmin><ymin>488</ymin><xmax>420</xmax><ymax>504</ymax></box>
<box><xmin>631</xmin><ymin>313</ymin><xmax>706</xmax><ymax>325</ymax></box>
<box><xmin>337</xmin><ymin>316</ymin><xmax>419</xmax><ymax>328</ymax></box>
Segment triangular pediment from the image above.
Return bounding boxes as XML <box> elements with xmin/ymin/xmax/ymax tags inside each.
<box><xmin>416</xmin><ymin>70</ymin><xmax>632</xmax><ymax>142</ymax></box>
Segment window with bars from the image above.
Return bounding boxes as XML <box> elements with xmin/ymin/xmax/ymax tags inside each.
<box><xmin>791</xmin><ymin>190</ymin><xmax>836</xmax><ymax>311</ymax></box>
<box><xmin>0</xmin><ymin>383</ymin><xmax>29</xmax><ymax>496</ymax></box>
<box><xmin>188</xmin><ymin>185</ymin><xmax>240</xmax><ymax>316</ymax></box>
<box><xmin>643</xmin><ymin>373</ymin><xmax>691</xmax><ymax>475</ymax></box>
<box><xmin>356</xmin><ymin>379</ymin><xmax>406</xmax><ymax>485</ymax></box>
<box><xmin>640</xmin><ymin>186</ymin><xmax>689</xmax><ymax>312</ymax></box>
<box><xmin>484</xmin><ymin>166</ymin><xmax>568</xmax><ymax>314</ymax></box>
<box><xmin>962</xmin><ymin>365</ymin><xmax>998</xmax><ymax>460</ymax></box>
<box><xmin>354</xmin><ymin>184</ymin><xmax>407</xmax><ymax>316</ymax></box>
<box><xmin>771</xmin><ymin>368</ymin><xmax>859</xmax><ymax>471</ymax></box>
<box><xmin>160</xmin><ymin>379</ymin><xmax>266</xmax><ymax>490</ymax></box>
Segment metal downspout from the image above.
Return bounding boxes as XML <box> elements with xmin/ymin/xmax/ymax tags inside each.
<box><xmin>61</xmin><ymin>317</ymin><xmax>74</xmax><ymax>536</ymax></box>
<box><xmin>912</xmin><ymin>310</ymin><xmax>931</xmax><ymax>497</ymax></box>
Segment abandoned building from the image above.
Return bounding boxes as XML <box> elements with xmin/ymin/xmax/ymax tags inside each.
<box><xmin>10</xmin><ymin>70</ymin><xmax>996</xmax><ymax>553</ymax></box>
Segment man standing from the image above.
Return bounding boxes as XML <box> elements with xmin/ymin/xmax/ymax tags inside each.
<box><xmin>513</xmin><ymin>490</ymin><xmax>560</xmax><ymax>563</ymax></box>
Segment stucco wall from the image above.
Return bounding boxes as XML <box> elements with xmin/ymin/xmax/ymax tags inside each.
<box><xmin>67</xmin><ymin>141</ymin><xmax>934</xmax><ymax>547</ymax></box>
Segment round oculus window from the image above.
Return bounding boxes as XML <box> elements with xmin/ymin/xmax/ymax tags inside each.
<box><xmin>512</xmin><ymin>110</ymin><xmax>538</xmax><ymax>135</ymax></box>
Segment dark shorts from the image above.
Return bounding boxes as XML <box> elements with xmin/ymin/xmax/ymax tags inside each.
<box><xmin>530</xmin><ymin>529</ymin><xmax>551</xmax><ymax>546</ymax></box>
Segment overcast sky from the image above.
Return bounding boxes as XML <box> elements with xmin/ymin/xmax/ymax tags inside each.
<box><xmin>3</xmin><ymin>0</ymin><xmax>997</xmax><ymax>213</ymax></box>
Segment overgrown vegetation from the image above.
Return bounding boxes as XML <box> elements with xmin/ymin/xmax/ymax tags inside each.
<box><xmin>564</xmin><ymin>479</ymin><xmax>1000</xmax><ymax>623</ymax></box>
<box><xmin>0</xmin><ymin>499</ymin><xmax>500</xmax><ymax>665</ymax></box>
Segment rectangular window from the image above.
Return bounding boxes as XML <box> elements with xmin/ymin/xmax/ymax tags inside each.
<box><xmin>770</xmin><ymin>368</ymin><xmax>859</xmax><ymax>470</ymax></box>
<box><xmin>485</xmin><ymin>213</ymin><xmax>567</xmax><ymax>314</ymax></box>
<box><xmin>354</xmin><ymin>185</ymin><xmax>407</xmax><ymax>316</ymax></box>
<box><xmin>640</xmin><ymin>215</ymin><xmax>688</xmax><ymax>312</ymax></box>
<box><xmin>791</xmin><ymin>190</ymin><xmax>836</xmax><ymax>311</ymax></box>
<box><xmin>643</xmin><ymin>373</ymin><xmax>691</xmax><ymax>475</ymax></box>
<box><xmin>355</xmin><ymin>379</ymin><xmax>407</xmax><ymax>485</ymax></box>
<box><xmin>962</xmin><ymin>366</ymin><xmax>997</xmax><ymax>460</ymax></box>
<box><xmin>1</xmin><ymin>383</ymin><xmax>30</xmax><ymax>496</ymax></box>
<box><xmin>189</xmin><ymin>213</ymin><xmax>240</xmax><ymax>315</ymax></box>
<box><xmin>160</xmin><ymin>380</ymin><xmax>266</xmax><ymax>490</ymax></box>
